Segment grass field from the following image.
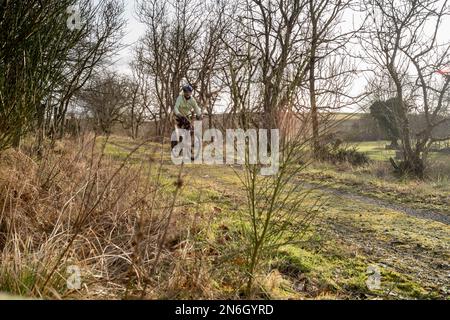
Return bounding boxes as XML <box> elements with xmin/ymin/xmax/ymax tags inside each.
<box><xmin>352</xmin><ymin>140</ymin><xmax>450</xmax><ymax>162</ymax></box>
<box><xmin>351</xmin><ymin>141</ymin><xmax>396</xmax><ymax>161</ymax></box>
<box><xmin>101</xmin><ymin>136</ymin><xmax>449</xmax><ymax>299</ymax></box>
<box><xmin>0</xmin><ymin>135</ymin><xmax>447</xmax><ymax>300</ymax></box>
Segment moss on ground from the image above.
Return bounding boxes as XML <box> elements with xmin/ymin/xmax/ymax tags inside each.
<box><xmin>102</xmin><ymin>137</ymin><xmax>449</xmax><ymax>299</ymax></box>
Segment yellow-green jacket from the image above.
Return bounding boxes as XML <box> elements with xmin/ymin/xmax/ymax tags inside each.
<box><xmin>174</xmin><ymin>94</ymin><xmax>202</xmax><ymax>117</ymax></box>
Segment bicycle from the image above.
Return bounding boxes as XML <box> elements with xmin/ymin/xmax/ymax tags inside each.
<box><xmin>171</xmin><ymin>113</ymin><xmax>203</xmax><ymax>161</ymax></box>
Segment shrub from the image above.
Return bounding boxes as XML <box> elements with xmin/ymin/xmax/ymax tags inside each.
<box><xmin>0</xmin><ymin>135</ymin><xmax>196</xmax><ymax>299</ymax></box>
<box><xmin>316</xmin><ymin>141</ymin><xmax>370</xmax><ymax>167</ymax></box>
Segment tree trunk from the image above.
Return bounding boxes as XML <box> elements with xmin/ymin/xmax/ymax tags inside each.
<box><xmin>309</xmin><ymin>58</ymin><xmax>320</xmax><ymax>157</ymax></box>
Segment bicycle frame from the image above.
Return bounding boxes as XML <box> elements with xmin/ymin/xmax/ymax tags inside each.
<box><xmin>172</xmin><ymin>114</ymin><xmax>202</xmax><ymax>161</ymax></box>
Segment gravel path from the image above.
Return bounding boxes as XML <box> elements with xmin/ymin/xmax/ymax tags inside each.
<box><xmin>301</xmin><ymin>181</ymin><xmax>450</xmax><ymax>225</ymax></box>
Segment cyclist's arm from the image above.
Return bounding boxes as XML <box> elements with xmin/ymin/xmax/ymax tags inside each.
<box><xmin>174</xmin><ymin>96</ymin><xmax>183</xmax><ymax>117</ymax></box>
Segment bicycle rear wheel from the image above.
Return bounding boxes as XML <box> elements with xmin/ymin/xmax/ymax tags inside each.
<box><xmin>171</xmin><ymin>129</ymin><xmax>202</xmax><ymax>162</ymax></box>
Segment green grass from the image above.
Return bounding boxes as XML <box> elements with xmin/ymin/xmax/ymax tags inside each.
<box><xmin>352</xmin><ymin>140</ymin><xmax>450</xmax><ymax>163</ymax></box>
<box><xmin>100</xmin><ymin>136</ymin><xmax>449</xmax><ymax>299</ymax></box>
<box><xmin>351</xmin><ymin>141</ymin><xmax>396</xmax><ymax>161</ymax></box>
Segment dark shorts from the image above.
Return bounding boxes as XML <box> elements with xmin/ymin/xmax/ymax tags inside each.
<box><xmin>172</xmin><ymin>116</ymin><xmax>192</xmax><ymax>150</ymax></box>
<box><xmin>175</xmin><ymin>116</ymin><xmax>192</xmax><ymax>130</ymax></box>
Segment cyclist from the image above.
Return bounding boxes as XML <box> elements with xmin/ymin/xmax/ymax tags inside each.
<box><xmin>172</xmin><ymin>84</ymin><xmax>202</xmax><ymax>150</ymax></box>
<box><xmin>174</xmin><ymin>85</ymin><xmax>202</xmax><ymax>129</ymax></box>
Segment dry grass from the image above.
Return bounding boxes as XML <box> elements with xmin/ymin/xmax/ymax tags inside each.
<box><xmin>1</xmin><ymin>135</ymin><xmax>447</xmax><ymax>300</ymax></box>
<box><xmin>0</xmin><ymin>135</ymin><xmax>215</xmax><ymax>299</ymax></box>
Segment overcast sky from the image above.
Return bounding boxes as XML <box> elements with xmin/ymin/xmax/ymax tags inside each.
<box><xmin>115</xmin><ymin>1</ymin><xmax>145</xmax><ymax>74</ymax></box>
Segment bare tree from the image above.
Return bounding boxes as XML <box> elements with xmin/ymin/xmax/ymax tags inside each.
<box><xmin>48</xmin><ymin>0</ymin><xmax>126</xmax><ymax>140</ymax></box>
<box><xmin>187</xmin><ymin>0</ymin><xmax>230</xmax><ymax>128</ymax></box>
<box><xmin>137</xmin><ymin>0</ymin><xmax>203</xmax><ymax>137</ymax></box>
<box><xmin>0</xmin><ymin>1</ymin><xmax>125</xmax><ymax>152</ymax></box>
<box><xmin>80</xmin><ymin>71</ymin><xmax>129</xmax><ymax>134</ymax></box>
<box><xmin>123</xmin><ymin>57</ymin><xmax>154</xmax><ymax>139</ymax></box>
<box><xmin>218</xmin><ymin>1</ymin><xmax>260</xmax><ymax>130</ymax></box>
<box><xmin>243</xmin><ymin>0</ymin><xmax>312</xmax><ymax>131</ymax></box>
<box><xmin>362</xmin><ymin>0</ymin><xmax>450</xmax><ymax>177</ymax></box>
<box><xmin>0</xmin><ymin>1</ymin><xmax>84</xmax><ymax>150</ymax></box>
<box><xmin>305</xmin><ymin>0</ymin><xmax>360</xmax><ymax>156</ymax></box>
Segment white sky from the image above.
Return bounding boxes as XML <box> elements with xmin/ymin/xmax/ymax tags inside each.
<box><xmin>115</xmin><ymin>1</ymin><xmax>145</xmax><ymax>74</ymax></box>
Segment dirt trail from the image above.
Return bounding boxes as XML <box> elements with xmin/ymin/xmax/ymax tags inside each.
<box><xmin>302</xmin><ymin>181</ymin><xmax>450</xmax><ymax>225</ymax></box>
<box><xmin>322</xmin><ymin>216</ymin><xmax>449</xmax><ymax>296</ymax></box>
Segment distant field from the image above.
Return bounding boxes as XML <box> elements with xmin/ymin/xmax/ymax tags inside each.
<box><xmin>352</xmin><ymin>141</ymin><xmax>396</xmax><ymax>162</ymax></box>
<box><xmin>331</xmin><ymin>113</ymin><xmax>364</xmax><ymax>121</ymax></box>
<box><xmin>352</xmin><ymin>141</ymin><xmax>450</xmax><ymax>163</ymax></box>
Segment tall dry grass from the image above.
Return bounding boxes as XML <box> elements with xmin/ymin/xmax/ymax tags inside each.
<box><xmin>0</xmin><ymin>135</ymin><xmax>215</xmax><ymax>299</ymax></box>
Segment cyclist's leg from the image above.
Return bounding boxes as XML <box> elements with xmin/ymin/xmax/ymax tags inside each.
<box><xmin>171</xmin><ymin>126</ymin><xmax>179</xmax><ymax>150</ymax></box>
<box><xmin>172</xmin><ymin>116</ymin><xmax>198</xmax><ymax>161</ymax></box>
<box><xmin>171</xmin><ymin>116</ymin><xmax>185</xmax><ymax>150</ymax></box>
<box><xmin>172</xmin><ymin>117</ymin><xmax>192</xmax><ymax>156</ymax></box>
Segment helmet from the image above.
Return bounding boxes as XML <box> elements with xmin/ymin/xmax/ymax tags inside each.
<box><xmin>182</xmin><ymin>85</ymin><xmax>193</xmax><ymax>93</ymax></box>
